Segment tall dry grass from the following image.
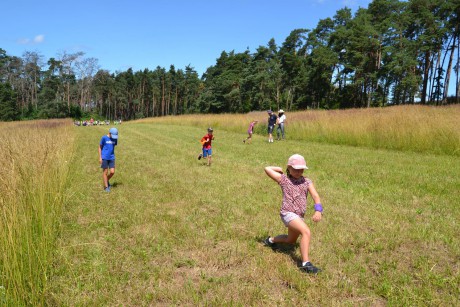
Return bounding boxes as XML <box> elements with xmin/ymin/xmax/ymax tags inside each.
<box><xmin>0</xmin><ymin>119</ymin><xmax>74</xmax><ymax>305</ymax></box>
<box><xmin>138</xmin><ymin>105</ymin><xmax>460</xmax><ymax>156</ymax></box>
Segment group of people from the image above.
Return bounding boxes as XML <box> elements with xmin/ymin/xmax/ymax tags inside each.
<box><xmin>267</xmin><ymin>109</ymin><xmax>286</xmax><ymax>143</ymax></box>
<box><xmin>244</xmin><ymin>109</ymin><xmax>286</xmax><ymax>144</ymax></box>
<box><xmin>75</xmin><ymin>118</ymin><xmax>122</xmax><ymax>126</ymax></box>
<box><xmin>99</xmin><ymin>109</ymin><xmax>324</xmax><ymax>274</ymax></box>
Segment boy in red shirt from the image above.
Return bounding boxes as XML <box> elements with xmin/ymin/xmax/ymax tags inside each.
<box><xmin>198</xmin><ymin>127</ymin><xmax>214</xmax><ymax>166</ymax></box>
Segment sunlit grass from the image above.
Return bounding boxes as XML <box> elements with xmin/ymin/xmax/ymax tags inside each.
<box><xmin>139</xmin><ymin>105</ymin><xmax>460</xmax><ymax>156</ymax></box>
<box><xmin>48</xmin><ymin>120</ymin><xmax>459</xmax><ymax>305</ymax></box>
<box><xmin>0</xmin><ymin>120</ymin><xmax>74</xmax><ymax>306</ymax></box>
<box><xmin>2</xmin><ymin>106</ymin><xmax>459</xmax><ymax>305</ymax></box>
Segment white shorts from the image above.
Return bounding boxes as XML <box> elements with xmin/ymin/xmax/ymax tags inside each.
<box><xmin>280</xmin><ymin>212</ymin><xmax>303</xmax><ymax>227</ymax></box>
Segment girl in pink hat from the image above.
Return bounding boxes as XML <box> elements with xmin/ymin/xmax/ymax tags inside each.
<box><xmin>263</xmin><ymin>154</ymin><xmax>323</xmax><ymax>274</ymax></box>
<box><xmin>243</xmin><ymin>120</ymin><xmax>258</xmax><ymax>144</ymax></box>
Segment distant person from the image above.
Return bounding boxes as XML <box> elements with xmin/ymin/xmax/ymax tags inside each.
<box><xmin>243</xmin><ymin>120</ymin><xmax>258</xmax><ymax>144</ymax></box>
<box><xmin>267</xmin><ymin>110</ymin><xmax>277</xmax><ymax>143</ymax></box>
<box><xmin>276</xmin><ymin>109</ymin><xmax>286</xmax><ymax>140</ymax></box>
<box><xmin>263</xmin><ymin>154</ymin><xmax>323</xmax><ymax>274</ymax></box>
<box><xmin>198</xmin><ymin>127</ymin><xmax>214</xmax><ymax>166</ymax></box>
<box><xmin>99</xmin><ymin>127</ymin><xmax>118</xmax><ymax>192</ymax></box>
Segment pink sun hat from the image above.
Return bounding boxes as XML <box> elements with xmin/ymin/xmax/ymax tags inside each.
<box><xmin>287</xmin><ymin>154</ymin><xmax>308</xmax><ymax>169</ymax></box>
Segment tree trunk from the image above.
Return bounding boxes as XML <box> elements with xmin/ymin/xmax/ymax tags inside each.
<box><xmin>443</xmin><ymin>32</ymin><xmax>457</xmax><ymax>104</ymax></box>
<box><xmin>174</xmin><ymin>87</ymin><xmax>178</xmax><ymax>115</ymax></box>
<box><xmin>421</xmin><ymin>51</ymin><xmax>431</xmax><ymax>104</ymax></box>
<box><xmin>457</xmin><ymin>35</ymin><xmax>460</xmax><ymax>103</ymax></box>
<box><xmin>161</xmin><ymin>77</ymin><xmax>165</xmax><ymax>116</ymax></box>
<box><xmin>152</xmin><ymin>91</ymin><xmax>156</xmax><ymax>117</ymax></box>
<box><xmin>67</xmin><ymin>83</ymin><xmax>70</xmax><ymax>114</ymax></box>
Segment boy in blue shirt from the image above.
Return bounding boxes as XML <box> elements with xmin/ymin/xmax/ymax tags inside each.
<box><xmin>99</xmin><ymin>127</ymin><xmax>118</xmax><ymax>192</ymax></box>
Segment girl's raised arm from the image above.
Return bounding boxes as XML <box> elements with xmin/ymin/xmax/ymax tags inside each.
<box><xmin>264</xmin><ymin>166</ymin><xmax>283</xmax><ymax>183</ymax></box>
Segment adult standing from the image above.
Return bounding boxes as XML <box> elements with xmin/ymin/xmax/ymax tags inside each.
<box><xmin>277</xmin><ymin>109</ymin><xmax>286</xmax><ymax>140</ymax></box>
<box><xmin>267</xmin><ymin>110</ymin><xmax>277</xmax><ymax>143</ymax></box>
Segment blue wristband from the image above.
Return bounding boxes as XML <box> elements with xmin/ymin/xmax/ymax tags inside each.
<box><xmin>314</xmin><ymin>203</ymin><xmax>323</xmax><ymax>212</ymax></box>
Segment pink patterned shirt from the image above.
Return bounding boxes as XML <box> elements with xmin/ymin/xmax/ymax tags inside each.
<box><xmin>248</xmin><ymin>122</ymin><xmax>256</xmax><ymax>134</ymax></box>
<box><xmin>279</xmin><ymin>174</ymin><xmax>312</xmax><ymax>217</ymax></box>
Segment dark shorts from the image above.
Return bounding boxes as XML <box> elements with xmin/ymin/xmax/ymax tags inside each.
<box><xmin>268</xmin><ymin>125</ymin><xmax>275</xmax><ymax>134</ymax></box>
<box><xmin>101</xmin><ymin>159</ymin><xmax>115</xmax><ymax>169</ymax></box>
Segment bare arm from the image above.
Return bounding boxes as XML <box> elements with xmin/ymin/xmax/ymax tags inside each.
<box><xmin>308</xmin><ymin>182</ymin><xmax>322</xmax><ymax>222</ymax></box>
<box><xmin>264</xmin><ymin>166</ymin><xmax>283</xmax><ymax>183</ymax></box>
<box><xmin>98</xmin><ymin>145</ymin><xmax>102</xmax><ymax>164</ymax></box>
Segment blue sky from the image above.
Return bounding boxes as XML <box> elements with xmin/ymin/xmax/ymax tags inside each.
<box><xmin>2</xmin><ymin>0</ymin><xmax>373</xmax><ymax>76</ymax></box>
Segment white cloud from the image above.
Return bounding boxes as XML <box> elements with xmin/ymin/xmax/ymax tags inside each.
<box><xmin>17</xmin><ymin>34</ymin><xmax>45</xmax><ymax>45</ymax></box>
<box><xmin>33</xmin><ymin>34</ymin><xmax>45</xmax><ymax>43</ymax></box>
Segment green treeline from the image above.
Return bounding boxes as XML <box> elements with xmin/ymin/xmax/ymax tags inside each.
<box><xmin>0</xmin><ymin>0</ymin><xmax>459</xmax><ymax>122</ymax></box>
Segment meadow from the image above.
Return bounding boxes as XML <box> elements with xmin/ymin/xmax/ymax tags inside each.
<box><xmin>142</xmin><ymin>105</ymin><xmax>460</xmax><ymax>156</ymax></box>
<box><xmin>1</xmin><ymin>106</ymin><xmax>459</xmax><ymax>306</ymax></box>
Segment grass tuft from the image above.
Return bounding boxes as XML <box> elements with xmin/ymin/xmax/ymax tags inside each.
<box><xmin>0</xmin><ymin>120</ymin><xmax>74</xmax><ymax>305</ymax></box>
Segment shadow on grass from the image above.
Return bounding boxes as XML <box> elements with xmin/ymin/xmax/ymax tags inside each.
<box><xmin>110</xmin><ymin>182</ymin><xmax>122</xmax><ymax>188</ymax></box>
<box><xmin>257</xmin><ymin>236</ymin><xmax>302</xmax><ymax>266</ymax></box>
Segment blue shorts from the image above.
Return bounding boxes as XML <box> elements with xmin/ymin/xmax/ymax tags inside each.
<box><xmin>101</xmin><ymin>159</ymin><xmax>115</xmax><ymax>169</ymax></box>
<box><xmin>202</xmin><ymin>148</ymin><xmax>212</xmax><ymax>158</ymax></box>
<box><xmin>268</xmin><ymin>125</ymin><xmax>275</xmax><ymax>134</ymax></box>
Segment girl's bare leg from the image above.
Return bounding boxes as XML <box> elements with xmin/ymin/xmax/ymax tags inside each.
<box><xmin>272</xmin><ymin>218</ymin><xmax>311</xmax><ymax>262</ymax></box>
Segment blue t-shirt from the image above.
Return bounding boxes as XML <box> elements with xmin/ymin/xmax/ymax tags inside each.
<box><xmin>100</xmin><ymin>135</ymin><xmax>117</xmax><ymax>160</ymax></box>
<box><xmin>268</xmin><ymin>114</ymin><xmax>278</xmax><ymax>126</ymax></box>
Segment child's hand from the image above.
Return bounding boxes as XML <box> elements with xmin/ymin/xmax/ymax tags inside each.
<box><xmin>312</xmin><ymin>211</ymin><xmax>322</xmax><ymax>222</ymax></box>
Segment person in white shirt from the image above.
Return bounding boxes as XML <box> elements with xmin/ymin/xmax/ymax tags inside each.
<box><xmin>276</xmin><ymin>109</ymin><xmax>286</xmax><ymax>140</ymax></box>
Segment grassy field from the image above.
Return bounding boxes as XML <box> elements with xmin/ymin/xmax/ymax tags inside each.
<box><xmin>140</xmin><ymin>105</ymin><xmax>460</xmax><ymax>156</ymax></box>
<box><xmin>44</xmin><ymin>120</ymin><xmax>459</xmax><ymax>305</ymax></box>
<box><xmin>1</xmin><ymin>107</ymin><xmax>459</xmax><ymax>306</ymax></box>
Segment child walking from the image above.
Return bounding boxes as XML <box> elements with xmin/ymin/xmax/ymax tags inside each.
<box><xmin>99</xmin><ymin>127</ymin><xmax>118</xmax><ymax>192</ymax></box>
<box><xmin>198</xmin><ymin>127</ymin><xmax>214</xmax><ymax>166</ymax></box>
<box><xmin>263</xmin><ymin>154</ymin><xmax>323</xmax><ymax>274</ymax></box>
<box><xmin>243</xmin><ymin>120</ymin><xmax>258</xmax><ymax>144</ymax></box>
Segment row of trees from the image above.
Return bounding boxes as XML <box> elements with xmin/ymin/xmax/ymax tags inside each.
<box><xmin>1</xmin><ymin>0</ymin><xmax>459</xmax><ymax>121</ymax></box>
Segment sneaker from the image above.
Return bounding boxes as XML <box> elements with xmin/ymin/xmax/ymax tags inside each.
<box><xmin>108</xmin><ymin>181</ymin><xmax>111</xmax><ymax>188</ymax></box>
<box><xmin>198</xmin><ymin>153</ymin><xmax>202</xmax><ymax>160</ymax></box>
<box><xmin>243</xmin><ymin>139</ymin><xmax>246</xmax><ymax>143</ymax></box>
<box><xmin>263</xmin><ymin>237</ymin><xmax>276</xmax><ymax>248</ymax></box>
<box><xmin>300</xmin><ymin>262</ymin><xmax>321</xmax><ymax>274</ymax></box>
<box><xmin>104</xmin><ymin>187</ymin><xmax>110</xmax><ymax>192</ymax></box>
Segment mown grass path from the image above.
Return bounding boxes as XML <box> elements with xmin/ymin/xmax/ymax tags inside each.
<box><xmin>49</xmin><ymin>122</ymin><xmax>460</xmax><ymax>305</ymax></box>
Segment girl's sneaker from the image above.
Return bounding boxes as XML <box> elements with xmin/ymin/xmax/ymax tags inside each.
<box><xmin>104</xmin><ymin>186</ymin><xmax>110</xmax><ymax>192</ymax></box>
<box><xmin>263</xmin><ymin>237</ymin><xmax>276</xmax><ymax>248</ymax></box>
<box><xmin>300</xmin><ymin>262</ymin><xmax>321</xmax><ymax>274</ymax></box>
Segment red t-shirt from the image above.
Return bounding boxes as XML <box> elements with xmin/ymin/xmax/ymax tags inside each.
<box><xmin>201</xmin><ymin>133</ymin><xmax>214</xmax><ymax>149</ymax></box>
